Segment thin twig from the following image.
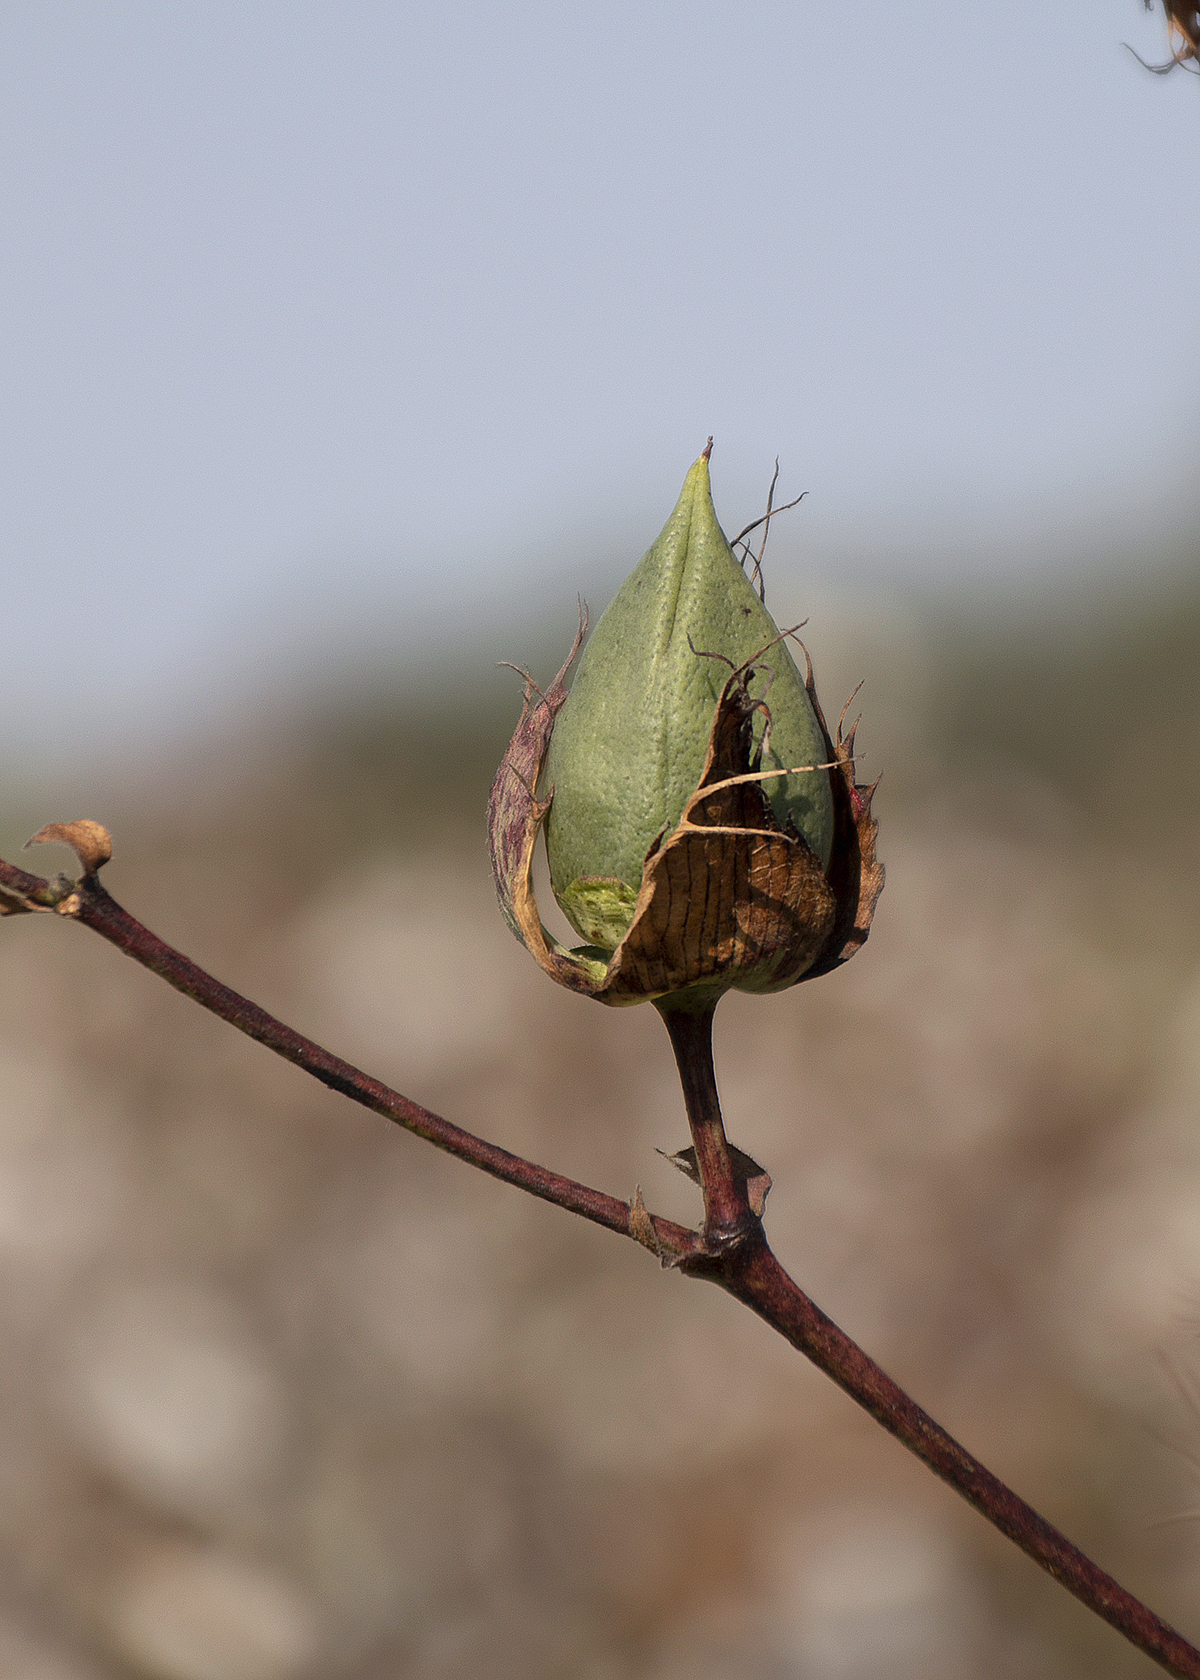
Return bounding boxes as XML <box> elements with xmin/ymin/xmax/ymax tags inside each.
<box><xmin>0</xmin><ymin>858</ymin><xmax>695</xmax><ymax>1261</ymax></box>
<box><xmin>724</xmin><ymin>1241</ymin><xmax>1200</xmax><ymax>1680</ymax></box>
<box><xmin>654</xmin><ymin>994</ymin><xmax>1200</xmax><ymax>1680</ymax></box>
<box><xmin>3</xmin><ymin>851</ymin><xmax>1200</xmax><ymax>1676</ymax></box>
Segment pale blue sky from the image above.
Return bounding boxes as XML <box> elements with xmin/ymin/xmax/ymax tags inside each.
<box><xmin>2</xmin><ymin>1</ymin><xmax>1197</xmax><ymax>762</ymax></box>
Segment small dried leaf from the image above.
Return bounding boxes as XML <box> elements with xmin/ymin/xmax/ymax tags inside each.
<box><xmin>25</xmin><ymin>819</ymin><xmax>113</xmax><ymax>877</ymax></box>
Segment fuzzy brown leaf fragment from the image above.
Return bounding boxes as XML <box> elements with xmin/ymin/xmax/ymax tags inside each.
<box><xmin>26</xmin><ymin>819</ymin><xmax>113</xmax><ymax>877</ymax></box>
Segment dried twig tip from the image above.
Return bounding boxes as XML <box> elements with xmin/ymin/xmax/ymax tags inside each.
<box><xmin>25</xmin><ymin>819</ymin><xmax>113</xmax><ymax>877</ymax></box>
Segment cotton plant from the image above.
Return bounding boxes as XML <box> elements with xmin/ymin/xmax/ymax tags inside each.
<box><xmin>2</xmin><ymin>451</ymin><xmax>1197</xmax><ymax>1679</ymax></box>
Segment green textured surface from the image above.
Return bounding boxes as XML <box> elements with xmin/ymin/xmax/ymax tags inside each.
<box><xmin>556</xmin><ymin>876</ymin><xmax>640</xmax><ymax>950</ymax></box>
<box><xmin>542</xmin><ymin>454</ymin><xmax>834</xmax><ymax>945</ymax></box>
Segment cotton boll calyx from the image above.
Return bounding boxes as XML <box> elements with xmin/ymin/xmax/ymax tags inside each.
<box><xmin>488</xmin><ymin>447</ymin><xmax>883</xmax><ymax>1009</ymax></box>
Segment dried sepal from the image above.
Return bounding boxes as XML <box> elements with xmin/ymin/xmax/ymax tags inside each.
<box><xmin>487</xmin><ymin>610</ymin><xmax>606</xmax><ymax>994</ymax></box>
<box><xmin>791</xmin><ymin>652</ymin><xmax>884</xmax><ymax>983</ymax></box>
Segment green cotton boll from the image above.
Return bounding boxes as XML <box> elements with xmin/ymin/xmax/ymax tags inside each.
<box><xmin>542</xmin><ymin>453</ymin><xmax>835</xmax><ymax>951</ymax></box>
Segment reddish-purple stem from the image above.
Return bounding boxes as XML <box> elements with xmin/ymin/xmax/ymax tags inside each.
<box><xmin>657</xmin><ymin>995</ymin><xmax>1200</xmax><ymax>1680</ymax></box>
<box><xmin>0</xmin><ymin>862</ymin><xmax>693</xmax><ymax>1259</ymax></box>
<box><xmin>727</xmin><ymin>1241</ymin><xmax>1200</xmax><ymax>1675</ymax></box>
<box><xmin>657</xmin><ymin>1000</ymin><xmax>752</xmax><ymax>1243</ymax></box>
<box><xmin>4</xmin><ymin>854</ymin><xmax>1199</xmax><ymax>1678</ymax></box>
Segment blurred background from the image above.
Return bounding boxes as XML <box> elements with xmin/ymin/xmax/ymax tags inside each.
<box><xmin>1</xmin><ymin>2</ymin><xmax>1199</xmax><ymax>1676</ymax></box>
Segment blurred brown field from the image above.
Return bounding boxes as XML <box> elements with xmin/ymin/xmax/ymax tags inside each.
<box><xmin>2</xmin><ymin>549</ymin><xmax>1200</xmax><ymax>1680</ymax></box>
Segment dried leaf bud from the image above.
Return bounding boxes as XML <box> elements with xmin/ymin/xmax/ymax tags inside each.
<box><xmin>488</xmin><ymin>450</ymin><xmax>883</xmax><ymax>1009</ymax></box>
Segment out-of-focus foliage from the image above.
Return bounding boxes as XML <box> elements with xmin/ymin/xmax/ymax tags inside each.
<box><xmin>1</xmin><ymin>545</ymin><xmax>1200</xmax><ymax>1679</ymax></box>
